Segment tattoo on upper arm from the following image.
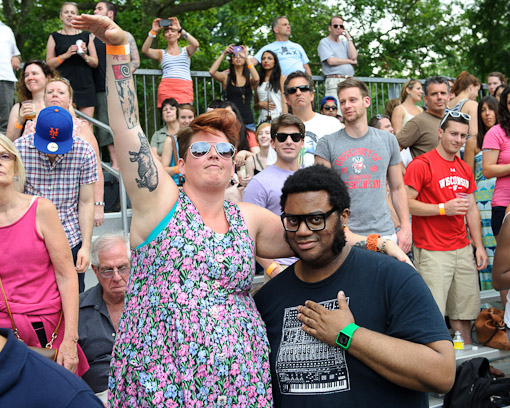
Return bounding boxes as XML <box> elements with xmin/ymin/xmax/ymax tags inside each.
<box><xmin>129</xmin><ymin>131</ymin><xmax>159</xmax><ymax>192</ymax></box>
<box><xmin>112</xmin><ymin>62</ymin><xmax>138</xmax><ymax>129</ymax></box>
<box><xmin>353</xmin><ymin>240</ymin><xmax>367</xmax><ymax>250</ymax></box>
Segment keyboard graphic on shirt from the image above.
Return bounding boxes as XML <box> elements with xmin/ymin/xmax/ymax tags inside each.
<box><xmin>276</xmin><ymin>298</ymin><xmax>350</xmax><ymax>395</ymax></box>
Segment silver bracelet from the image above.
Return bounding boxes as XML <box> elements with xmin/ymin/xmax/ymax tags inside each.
<box><xmin>94</xmin><ymin>201</ymin><xmax>105</xmax><ymax>206</ymax></box>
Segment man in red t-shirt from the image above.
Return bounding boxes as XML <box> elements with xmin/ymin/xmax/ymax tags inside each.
<box><xmin>404</xmin><ymin>112</ymin><xmax>488</xmax><ymax>344</ymax></box>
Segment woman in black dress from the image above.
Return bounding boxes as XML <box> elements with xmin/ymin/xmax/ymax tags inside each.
<box><xmin>46</xmin><ymin>2</ymin><xmax>98</xmax><ymax>118</ymax></box>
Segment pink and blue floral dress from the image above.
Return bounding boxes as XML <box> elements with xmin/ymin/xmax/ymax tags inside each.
<box><xmin>108</xmin><ymin>191</ymin><xmax>273</xmax><ymax>407</ymax></box>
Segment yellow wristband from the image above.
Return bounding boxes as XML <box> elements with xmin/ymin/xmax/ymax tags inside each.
<box><xmin>57</xmin><ymin>56</ymin><xmax>63</xmax><ymax>64</ymax></box>
<box><xmin>106</xmin><ymin>44</ymin><xmax>130</xmax><ymax>55</ymax></box>
<box><xmin>174</xmin><ymin>166</ymin><xmax>179</xmax><ymax>174</ymax></box>
<box><xmin>14</xmin><ymin>121</ymin><xmax>23</xmax><ymax>129</ymax></box>
<box><xmin>439</xmin><ymin>203</ymin><xmax>445</xmax><ymax>216</ymax></box>
<box><xmin>266</xmin><ymin>262</ymin><xmax>279</xmax><ymax>277</ymax></box>
<box><xmin>247</xmin><ymin>64</ymin><xmax>254</xmax><ymax>69</ymax></box>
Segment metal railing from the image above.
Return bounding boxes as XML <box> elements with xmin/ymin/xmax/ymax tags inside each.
<box><xmin>74</xmin><ymin>110</ymin><xmax>130</xmax><ymax>236</ymax></box>
<box><xmin>133</xmin><ymin>69</ymin><xmax>413</xmax><ymax>138</ymax></box>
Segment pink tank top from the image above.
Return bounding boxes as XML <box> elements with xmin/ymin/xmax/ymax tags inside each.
<box><xmin>0</xmin><ymin>197</ymin><xmax>61</xmax><ymax>314</ymax></box>
<box><xmin>0</xmin><ymin>197</ymin><xmax>90</xmax><ymax>376</ymax></box>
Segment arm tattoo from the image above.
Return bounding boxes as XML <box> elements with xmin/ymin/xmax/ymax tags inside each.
<box><xmin>112</xmin><ymin>62</ymin><xmax>139</xmax><ymax>129</ymax></box>
<box><xmin>353</xmin><ymin>240</ymin><xmax>367</xmax><ymax>250</ymax></box>
<box><xmin>129</xmin><ymin>131</ymin><xmax>159</xmax><ymax>191</ymax></box>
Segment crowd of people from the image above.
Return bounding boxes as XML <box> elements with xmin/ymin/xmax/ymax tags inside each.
<box><xmin>1</xmin><ymin>2</ymin><xmax>510</xmax><ymax>407</ymax></box>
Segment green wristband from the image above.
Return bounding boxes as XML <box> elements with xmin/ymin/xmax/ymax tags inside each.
<box><xmin>335</xmin><ymin>323</ymin><xmax>360</xmax><ymax>350</ymax></box>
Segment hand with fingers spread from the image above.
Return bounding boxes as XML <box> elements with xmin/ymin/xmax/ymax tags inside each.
<box><xmin>297</xmin><ymin>290</ymin><xmax>355</xmax><ymax>347</ymax></box>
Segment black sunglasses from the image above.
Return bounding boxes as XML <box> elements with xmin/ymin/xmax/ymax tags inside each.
<box><xmin>287</xmin><ymin>85</ymin><xmax>311</xmax><ymax>95</ymax></box>
<box><xmin>323</xmin><ymin>105</ymin><xmax>337</xmax><ymax>110</ymax></box>
<box><xmin>332</xmin><ymin>24</ymin><xmax>345</xmax><ymax>29</ymax></box>
<box><xmin>188</xmin><ymin>141</ymin><xmax>236</xmax><ymax>159</ymax></box>
<box><xmin>274</xmin><ymin>132</ymin><xmax>304</xmax><ymax>143</ymax></box>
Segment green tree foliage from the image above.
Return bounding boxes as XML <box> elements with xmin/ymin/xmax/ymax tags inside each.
<box><xmin>462</xmin><ymin>0</ymin><xmax>510</xmax><ymax>81</ymax></box>
<box><xmin>0</xmin><ymin>0</ymin><xmax>504</xmax><ymax>80</ymax></box>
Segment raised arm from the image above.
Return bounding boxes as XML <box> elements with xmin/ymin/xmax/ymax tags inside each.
<box><xmin>125</xmin><ymin>31</ymin><xmax>140</xmax><ymax>72</ymax></box>
<box><xmin>141</xmin><ymin>19</ymin><xmax>164</xmax><ymax>61</ymax></box>
<box><xmin>170</xmin><ymin>17</ymin><xmax>199</xmax><ymax>57</ymax></box>
<box><xmin>208</xmin><ymin>45</ymin><xmax>231</xmax><ymax>88</ymax></box>
<box><xmin>73</xmin><ymin>14</ymin><xmax>177</xmax><ymax>246</ymax></box>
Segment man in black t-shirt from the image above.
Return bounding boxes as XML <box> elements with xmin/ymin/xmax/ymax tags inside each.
<box><xmin>254</xmin><ymin>165</ymin><xmax>455</xmax><ymax>408</ymax></box>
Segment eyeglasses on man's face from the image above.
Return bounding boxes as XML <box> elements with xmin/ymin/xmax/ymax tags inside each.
<box><xmin>281</xmin><ymin>208</ymin><xmax>337</xmax><ymax>232</ymax></box>
<box><xmin>99</xmin><ymin>265</ymin><xmax>130</xmax><ymax>278</ymax></box>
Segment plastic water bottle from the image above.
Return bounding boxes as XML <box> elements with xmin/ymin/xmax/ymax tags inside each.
<box><xmin>453</xmin><ymin>331</ymin><xmax>464</xmax><ymax>350</ymax></box>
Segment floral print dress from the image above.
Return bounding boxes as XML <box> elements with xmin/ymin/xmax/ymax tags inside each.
<box><xmin>108</xmin><ymin>191</ymin><xmax>273</xmax><ymax>407</ymax></box>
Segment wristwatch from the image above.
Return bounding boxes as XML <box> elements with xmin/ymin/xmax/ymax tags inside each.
<box><xmin>335</xmin><ymin>323</ymin><xmax>360</xmax><ymax>350</ymax></box>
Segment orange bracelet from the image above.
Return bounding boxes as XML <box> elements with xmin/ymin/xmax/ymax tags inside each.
<box><xmin>57</xmin><ymin>56</ymin><xmax>63</xmax><ymax>64</ymax></box>
<box><xmin>247</xmin><ymin>64</ymin><xmax>254</xmax><ymax>69</ymax></box>
<box><xmin>366</xmin><ymin>234</ymin><xmax>380</xmax><ymax>252</ymax></box>
<box><xmin>14</xmin><ymin>121</ymin><xmax>23</xmax><ymax>129</ymax></box>
<box><xmin>439</xmin><ymin>203</ymin><xmax>446</xmax><ymax>216</ymax></box>
<box><xmin>173</xmin><ymin>166</ymin><xmax>179</xmax><ymax>174</ymax></box>
<box><xmin>106</xmin><ymin>44</ymin><xmax>130</xmax><ymax>55</ymax></box>
<box><xmin>150</xmin><ymin>30</ymin><xmax>157</xmax><ymax>36</ymax></box>
<box><xmin>266</xmin><ymin>262</ymin><xmax>279</xmax><ymax>277</ymax></box>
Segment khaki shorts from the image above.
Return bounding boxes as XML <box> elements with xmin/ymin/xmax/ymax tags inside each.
<box><xmin>413</xmin><ymin>244</ymin><xmax>480</xmax><ymax>320</ymax></box>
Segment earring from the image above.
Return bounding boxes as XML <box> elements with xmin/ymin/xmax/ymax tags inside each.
<box><xmin>14</xmin><ymin>176</ymin><xmax>18</xmax><ymax>181</ymax></box>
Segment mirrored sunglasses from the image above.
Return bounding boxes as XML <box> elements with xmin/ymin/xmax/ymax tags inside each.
<box><xmin>189</xmin><ymin>141</ymin><xmax>236</xmax><ymax>159</ymax></box>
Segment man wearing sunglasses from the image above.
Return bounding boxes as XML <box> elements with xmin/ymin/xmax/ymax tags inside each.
<box><xmin>315</xmin><ymin>78</ymin><xmax>412</xmax><ymax>254</ymax></box>
<box><xmin>254</xmin><ymin>165</ymin><xmax>455</xmax><ymax>407</ymax></box>
<box><xmin>404</xmin><ymin>112</ymin><xmax>488</xmax><ymax>346</ymax></box>
<box><xmin>284</xmin><ymin>71</ymin><xmax>343</xmax><ymax>167</ymax></box>
<box><xmin>243</xmin><ymin>114</ymin><xmax>304</xmax><ymax>279</ymax></box>
<box><xmin>251</xmin><ymin>16</ymin><xmax>312</xmax><ymax>77</ymax></box>
<box><xmin>78</xmin><ymin>232</ymin><xmax>131</xmax><ymax>403</ymax></box>
<box><xmin>319</xmin><ymin>96</ymin><xmax>342</xmax><ymax>122</ymax></box>
<box><xmin>318</xmin><ymin>16</ymin><xmax>357</xmax><ymax>100</ymax></box>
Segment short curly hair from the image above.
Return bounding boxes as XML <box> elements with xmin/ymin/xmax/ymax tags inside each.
<box><xmin>281</xmin><ymin>165</ymin><xmax>350</xmax><ymax>214</ymax></box>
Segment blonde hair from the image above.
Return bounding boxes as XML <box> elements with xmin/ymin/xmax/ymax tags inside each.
<box><xmin>400</xmin><ymin>79</ymin><xmax>421</xmax><ymax>103</ymax></box>
<box><xmin>60</xmin><ymin>2</ymin><xmax>79</xmax><ymax>13</ymax></box>
<box><xmin>0</xmin><ymin>134</ymin><xmax>26</xmax><ymax>191</ymax></box>
<box><xmin>255</xmin><ymin>122</ymin><xmax>271</xmax><ymax>144</ymax></box>
<box><xmin>45</xmin><ymin>77</ymin><xmax>75</xmax><ymax>108</ymax></box>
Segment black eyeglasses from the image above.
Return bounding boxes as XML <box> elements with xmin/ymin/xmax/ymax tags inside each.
<box><xmin>188</xmin><ymin>141</ymin><xmax>237</xmax><ymax>159</ymax></box>
<box><xmin>439</xmin><ymin>111</ymin><xmax>471</xmax><ymax>128</ymax></box>
<box><xmin>274</xmin><ymin>132</ymin><xmax>304</xmax><ymax>143</ymax></box>
<box><xmin>323</xmin><ymin>105</ymin><xmax>337</xmax><ymax>111</ymax></box>
<box><xmin>281</xmin><ymin>208</ymin><xmax>337</xmax><ymax>232</ymax></box>
<box><xmin>332</xmin><ymin>24</ymin><xmax>345</xmax><ymax>29</ymax></box>
<box><xmin>287</xmin><ymin>85</ymin><xmax>311</xmax><ymax>95</ymax></box>
<box><xmin>99</xmin><ymin>265</ymin><xmax>130</xmax><ymax>278</ymax></box>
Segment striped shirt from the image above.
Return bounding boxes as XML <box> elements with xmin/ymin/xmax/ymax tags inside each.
<box><xmin>160</xmin><ymin>48</ymin><xmax>191</xmax><ymax>81</ymax></box>
<box><xmin>15</xmin><ymin>134</ymin><xmax>98</xmax><ymax>248</ymax></box>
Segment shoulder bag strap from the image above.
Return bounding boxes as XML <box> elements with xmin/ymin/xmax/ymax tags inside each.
<box><xmin>170</xmin><ymin>135</ymin><xmax>183</xmax><ymax>186</ymax></box>
<box><xmin>0</xmin><ymin>275</ymin><xmax>62</xmax><ymax>347</ymax></box>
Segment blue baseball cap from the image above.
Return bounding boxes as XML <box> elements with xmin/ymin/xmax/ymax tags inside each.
<box><xmin>320</xmin><ymin>96</ymin><xmax>338</xmax><ymax>109</ymax></box>
<box><xmin>34</xmin><ymin>107</ymin><xmax>74</xmax><ymax>154</ymax></box>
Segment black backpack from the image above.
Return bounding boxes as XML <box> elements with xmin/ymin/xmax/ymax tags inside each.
<box><xmin>443</xmin><ymin>357</ymin><xmax>510</xmax><ymax>408</ymax></box>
